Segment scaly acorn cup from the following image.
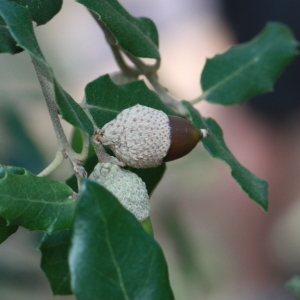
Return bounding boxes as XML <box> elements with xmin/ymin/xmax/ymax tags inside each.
<box><xmin>97</xmin><ymin>104</ymin><xmax>209</xmax><ymax>168</ymax></box>
<box><xmin>89</xmin><ymin>162</ymin><xmax>150</xmax><ymax>221</ymax></box>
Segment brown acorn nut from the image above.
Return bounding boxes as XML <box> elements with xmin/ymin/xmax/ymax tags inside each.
<box><xmin>98</xmin><ymin>104</ymin><xmax>208</xmax><ymax>169</ymax></box>
<box><xmin>164</xmin><ymin>116</ymin><xmax>205</xmax><ymax>162</ymax></box>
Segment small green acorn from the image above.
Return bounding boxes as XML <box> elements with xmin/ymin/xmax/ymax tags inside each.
<box><xmin>89</xmin><ymin>162</ymin><xmax>150</xmax><ymax>221</ymax></box>
<box><xmin>97</xmin><ymin>104</ymin><xmax>208</xmax><ymax>169</ymax></box>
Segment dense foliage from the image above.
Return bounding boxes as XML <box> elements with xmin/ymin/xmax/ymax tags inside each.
<box><xmin>0</xmin><ymin>0</ymin><xmax>299</xmax><ymax>298</ymax></box>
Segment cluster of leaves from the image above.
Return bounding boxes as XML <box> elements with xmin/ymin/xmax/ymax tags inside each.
<box><xmin>0</xmin><ymin>0</ymin><xmax>299</xmax><ymax>299</ymax></box>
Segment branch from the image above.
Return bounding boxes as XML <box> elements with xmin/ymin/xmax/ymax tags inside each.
<box><xmin>88</xmin><ymin>10</ymin><xmax>189</xmax><ymax>117</ymax></box>
<box><xmin>32</xmin><ymin>57</ymin><xmax>88</xmax><ymax>180</ymax></box>
<box><xmin>32</xmin><ymin>60</ymin><xmax>70</xmax><ymax>154</ymax></box>
<box><xmin>189</xmin><ymin>93</ymin><xmax>206</xmax><ymax>105</ymax></box>
<box><xmin>89</xmin><ymin>10</ymin><xmax>139</xmax><ymax>77</ymax></box>
<box><xmin>124</xmin><ymin>52</ymin><xmax>189</xmax><ymax>117</ymax></box>
<box><xmin>38</xmin><ymin>151</ymin><xmax>64</xmax><ymax>177</ymax></box>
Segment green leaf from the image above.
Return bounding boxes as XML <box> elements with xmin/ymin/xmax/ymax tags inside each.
<box><xmin>183</xmin><ymin>101</ymin><xmax>268</xmax><ymax>211</ymax></box>
<box><xmin>201</xmin><ymin>22</ymin><xmax>299</xmax><ymax>105</ymax></box>
<box><xmin>10</xmin><ymin>0</ymin><xmax>62</xmax><ymax>25</ymax></box>
<box><xmin>0</xmin><ymin>0</ymin><xmax>47</xmax><ymax>58</ymax></box>
<box><xmin>0</xmin><ymin>167</ymin><xmax>21</xmax><ymax>243</ymax></box>
<box><xmin>0</xmin><ymin>216</ymin><xmax>18</xmax><ymax>243</ymax></box>
<box><xmin>0</xmin><ymin>0</ymin><xmax>62</xmax><ymax>53</ymax></box>
<box><xmin>0</xmin><ymin>166</ymin><xmax>76</xmax><ymax>233</ymax></box>
<box><xmin>0</xmin><ymin>1</ymin><xmax>94</xmax><ymax>134</ymax></box>
<box><xmin>40</xmin><ymin>230</ymin><xmax>72</xmax><ymax>295</ymax></box>
<box><xmin>54</xmin><ymin>80</ymin><xmax>94</xmax><ymax>136</ymax></box>
<box><xmin>76</xmin><ymin>0</ymin><xmax>160</xmax><ymax>59</ymax></box>
<box><xmin>69</xmin><ymin>179</ymin><xmax>174</xmax><ymax>300</ymax></box>
<box><xmin>0</xmin><ymin>23</ymin><xmax>23</xmax><ymax>54</ymax></box>
<box><xmin>85</xmin><ymin>74</ymin><xmax>175</xmax><ymax>128</ymax></box>
<box><xmin>286</xmin><ymin>275</ymin><xmax>300</xmax><ymax>299</ymax></box>
<box><xmin>0</xmin><ymin>164</ymin><xmax>27</xmax><ymax>175</ymax></box>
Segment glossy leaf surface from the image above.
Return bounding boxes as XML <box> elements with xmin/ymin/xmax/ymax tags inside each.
<box><xmin>201</xmin><ymin>23</ymin><xmax>299</xmax><ymax>105</ymax></box>
<box><xmin>53</xmin><ymin>81</ymin><xmax>94</xmax><ymax>135</ymax></box>
<box><xmin>183</xmin><ymin>102</ymin><xmax>268</xmax><ymax>211</ymax></box>
<box><xmin>85</xmin><ymin>74</ymin><xmax>175</xmax><ymax>128</ymax></box>
<box><xmin>40</xmin><ymin>230</ymin><xmax>72</xmax><ymax>295</ymax></box>
<box><xmin>0</xmin><ymin>0</ymin><xmax>46</xmax><ymax>56</ymax></box>
<box><xmin>0</xmin><ymin>166</ymin><xmax>76</xmax><ymax>233</ymax></box>
<box><xmin>69</xmin><ymin>179</ymin><xmax>174</xmax><ymax>300</ymax></box>
<box><xmin>0</xmin><ymin>24</ymin><xmax>22</xmax><ymax>54</ymax></box>
<box><xmin>0</xmin><ymin>216</ymin><xmax>18</xmax><ymax>243</ymax></box>
<box><xmin>0</xmin><ymin>166</ymin><xmax>21</xmax><ymax>242</ymax></box>
<box><xmin>11</xmin><ymin>0</ymin><xmax>62</xmax><ymax>25</ymax></box>
<box><xmin>0</xmin><ymin>0</ymin><xmax>62</xmax><ymax>54</ymax></box>
<box><xmin>76</xmin><ymin>0</ymin><xmax>159</xmax><ymax>59</ymax></box>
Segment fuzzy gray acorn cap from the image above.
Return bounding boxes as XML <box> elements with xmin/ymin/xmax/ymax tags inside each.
<box><xmin>89</xmin><ymin>162</ymin><xmax>150</xmax><ymax>221</ymax></box>
<box><xmin>99</xmin><ymin>104</ymin><xmax>171</xmax><ymax>168</ymax></box>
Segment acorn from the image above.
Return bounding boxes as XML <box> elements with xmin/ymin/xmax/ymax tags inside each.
<box><xmin>164</xmin><ymin>115</ymin><xmax>208</xmax><ymax>162</ymax></box>
<box><xmin>89</xmin><ymin>162</ymin><xmax>150</xmax><ymax>221</ymax></box>
<box><xmin>97</xmin><ymin>104</ymin><xmax>208</xmax><ymax>169</ymax></box>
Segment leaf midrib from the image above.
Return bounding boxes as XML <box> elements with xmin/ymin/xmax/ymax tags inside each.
<box><xmin>96</xmin><ymin>201</ymin><xmax>130</xmax><ymax>300</ymax></box>
<box><xmin>202</xmin><ymin>40</ymin><xmax>274</xmax><ymax>98</ymax></box>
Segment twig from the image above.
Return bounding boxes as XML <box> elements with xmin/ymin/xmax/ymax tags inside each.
<box><xmin>75</xmin><ymin>130</ymin><xmax>90</xmax><ymax>161</ymax></box>
<box><xmin>37</xmin><ymin>151</ymin><xmax>64</xmax><ymax>177</ymax></box>
<box><xmin>124</xmin><ymin>52</ymin><xmax>189</xmax><ymax>116</ymax></box>
<box><xmin>189</xmin><ymin>93</ymin><xmax>206</xmax><ymax>105</ymax></box>
<box><xmin>89</xmin><ymin>10</ymin><xmax>139</xmax><ymax>77</ymax></box>
<box><xmin>88</xmin><ymin>9</ymin><xmax>189</xmax><ymax>117</ymax></box>
<box><xmin>32</xmin><ymin>57</ymin><xmax>88</xmax><ymax>180</ymax></box>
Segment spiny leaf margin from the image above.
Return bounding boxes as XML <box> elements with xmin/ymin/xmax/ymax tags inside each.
<box><xmin>76</xmin><ymin>0</ymin><xmax>160</xmax><ymax>59</ymax></box>
<box><xmin>201</xmin><ymin>22</ymin><xmax>299</xmax><ymax>105</ymax></box>
<box><xmin>183</xmin><ymin>101</ymin><xmax>268</xmax><ymax>211</ymax></box>
<box><xmin>0</xmin><ymin>0</ymin><xmax>62</xmax><ymax>54</ymax></box>
<box><xmin>0</xmin><ymin>165</ymin><xmax>76</xmax><ymax>233</ymax></box>
<box><xmin>0</xmin><ymin>216</ymin><xmax>18</xmax><ymax>243</ymax></box>
<box><xmin>40</xmin><ymin>230</ymin><xmax>72</xmax><ymax>295</ymax></box>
